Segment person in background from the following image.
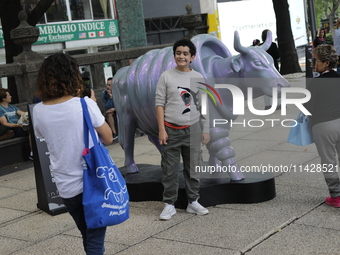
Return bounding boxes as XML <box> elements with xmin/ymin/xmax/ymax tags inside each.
<box><xmin>102</xmin><ymin>77</ymin><xmax>117</xmax><ymax>139</ymax></box>
<box><xmin>155</xmin><ymin>39</ymin><xmax>210</xmax><ymax>220</ymax></box>
<box><xmin>304</xmin><ymin>44</ymin><xmax>340</xmax><ymax>208</ymax></box>
<box><xmin>313</xmin><ymin>28</ymin><xmax>326</xmax><ymax>49</ymax></box>
<box><xmin>0</xmin><ymin>125</ymin><xmax>14</xmax><ymax>141</ymax></box>
<box><xmin>261</xmin><ymin>29</ymin><xmax>281</xmax><ymax>110</ymax></box>
<box><xmin>261</xmin><ymin>29</ymin><xmax>280</xmax><ymax>71</ymax></box>
<box><xmin>33</xmin><ymin>53</ymin><xmax>113</xmax><ymax>254</ymax></box>
<box><xmin>0</xmin><ymin>88</ymin><xmax>33</xmax><ymax>158</ymax></box>
<box><xmin>252</xmin><ymin>39</ymin><xmax>260</xmax><ymax>46</ymax></box>
<box><xmin>333</xmin><ymin>18</ymin><xmax>340</xmax><ymax>72</ymax></box>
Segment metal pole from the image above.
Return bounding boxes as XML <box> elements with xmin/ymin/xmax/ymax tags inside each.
<box><xmin>307</xmin><ymin>0</ymin><xmax>317</xmax><ymax>40</ymax></box>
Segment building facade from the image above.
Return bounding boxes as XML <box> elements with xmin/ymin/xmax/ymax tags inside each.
<box><xmin>0</xmin><ymin>0</ymin><xmax>219</xmax><ymax>87</ymax></box>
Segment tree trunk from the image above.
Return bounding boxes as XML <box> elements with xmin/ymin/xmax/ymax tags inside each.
<box><xmin>327</xmin><ymin>0</ymin><xmax>340</xmax><ymax>39</ymax></box>
<box><xmin>0</xmin><ymin>0</ymin><xmax>23</xmax><ymax>102</ymax></box>
<box><xmin>272</xmin><ymin>0</ymin><xmax>302</xmax><ymax>75</ymax></box>
<box><xmin>27</xmin><ymin>0</ymin><xmax>55</xmax><ymax>26</ymax></box>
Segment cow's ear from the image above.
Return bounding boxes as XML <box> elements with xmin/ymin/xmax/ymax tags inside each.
<box><xmin>231</xmin><ymin>57</ymin><xmax>242</xmax><ymax>73</ymax></box>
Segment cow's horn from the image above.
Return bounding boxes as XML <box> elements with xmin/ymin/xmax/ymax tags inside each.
<box><xmin>234</xmin><ymin>31</ymin><xmax>249</xmax><ymax>54</ymax></box>
<box><xmin>260</xmin><ymin>30</ymin><xmax>272</xmax><ymax>51</ymax></box>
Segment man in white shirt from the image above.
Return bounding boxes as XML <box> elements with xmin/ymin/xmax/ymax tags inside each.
<box><xmin>333</xmin><ymin>18</ymin><xmax>340</xmax><ymax>72</ymax></box>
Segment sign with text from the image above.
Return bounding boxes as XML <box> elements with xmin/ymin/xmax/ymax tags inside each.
<box><xmin>218</xmin><ymin>0</ymin><xmax>307</xmax><ymax>55</ymax></box>
<box><xmin>0</xmin><ymin>19</ymin><xmax>119</xmax><ymax>48</ymax></box>
<box><xmin>28</xmin><ymin>104</ymin><xmax>67</xmax><ymax>216</ymax></box>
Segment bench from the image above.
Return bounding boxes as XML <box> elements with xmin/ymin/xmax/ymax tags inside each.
<box><xmin>0</xmin><ymin>102</ymin><xmax>31</xmax><ymax>168</ymax></box>
<box><xmin>0</xmin><ymin>97</ymin><xmax>113</xmax><ymax>168</ymax></box>
<box><xmin>0</xmin><ymin>136</ymin><xmax>30</xmax><ymax>167</ymax></box>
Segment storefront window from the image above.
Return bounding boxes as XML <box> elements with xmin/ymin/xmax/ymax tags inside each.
<box><xmin>70</xmin><ymin>0</ymin><xmax>92</xmax><ymax>20</ymax></box>
<box><xmin>46</xmin><ymin>0</ymin><xmax>68</xmax><ymax>22</ymax></box>
<box><xmin>91</xmin><ymin>0</ymin><xmax>112</xmax><ymax>20</ymax></box>
<box><xmin>42</xmin><ymin>0</ymin><xmax>114</xmax><ymax>23</ymax></box>
<box><xmin>22</xmin><ymin>0</ymin><xmax>45</xmax><ymax>23</ymax></box>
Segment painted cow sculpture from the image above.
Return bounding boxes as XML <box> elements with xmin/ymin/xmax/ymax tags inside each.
<box><xmin>112</xmin><ymin>31</ymin><xmax>290</xmax><ymax>181</ymax></box>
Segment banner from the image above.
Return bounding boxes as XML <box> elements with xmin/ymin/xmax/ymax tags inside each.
<box><xmin>218</xmin><ymin>0</ymin><xmax>307</xmax><ymax>55</ymax></box>
<box><xmin>0</xmin><ymin>20</ymin><xmax>119</xmax><ymax>48</ymax></box>
<box><xmin>0</xmin><ymin>29</ymin><xmax>3</xmax><ymax>48</ymax></box>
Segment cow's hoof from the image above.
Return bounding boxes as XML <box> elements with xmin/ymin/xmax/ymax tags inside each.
<box><xmin>229</xmin><ymin>171</ymin><xmax>245</xmax><ymax>181</ymax></box>
<box><xmin>226</xmin><ymin>164</ymin><xmax>245</xmax><ymax>181</ymax></box>
<box><xmin>126</xmin><ymin>164</ymin><xmax>140</xmax><ymax>174</ymax></box>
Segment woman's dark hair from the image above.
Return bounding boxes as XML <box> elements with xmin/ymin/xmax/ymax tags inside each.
<box><xmin>0</xmin><ymin>88</ymin><xmax>9</xmax><ymax>103</ymax></box>
<box><xmin>252</xmin><ymin>39</ymin><xmax>260</xmax><ymax>46</ymax></box>
<box><xmin>313</xmin><ymin>44</ymin><xmax>338</xmax><ymax>69</ymax></box>
<box><xmin>173</xmin><ymin>39</ymin><xmax>196</xmax><ymax>56</ymax></box>
<box><xmin>316</xmin><ymin>28</ymin><xmax>326</xmax><ymax>38</ymax></box>
<box><xmin>261</xmin><ymin>29</ymin><xmax>271</xmax><ymax>42</ymax></box>
<box><xmin>36</xmin><ymin>53</ymin><xmax>83</xmax><ymax>101</ymax></box>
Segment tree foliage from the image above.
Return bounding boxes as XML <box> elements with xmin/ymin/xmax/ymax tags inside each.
<box><xmin>314</xmin><ymin>0</ymin><xmax>340</xmax><ymax>36</ymax></box>
<box><xmin>272</xmin><ymin>0</ymin><xmax>302</xmax><ymax>75</ymax></box>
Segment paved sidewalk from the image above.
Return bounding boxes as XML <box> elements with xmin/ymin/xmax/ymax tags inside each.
<box><xmin>1</xmin><ymin>74</ymin><xmax>340</xmax><ymax>255</ymax></box>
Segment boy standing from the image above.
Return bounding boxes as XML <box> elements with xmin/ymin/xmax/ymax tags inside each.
<box><xmin>155</xmin><ymin>39</ymin><xmax>210</xmax><ymax>220</ymax></box>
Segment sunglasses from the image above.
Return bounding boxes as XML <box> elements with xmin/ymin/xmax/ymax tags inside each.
<box><xmin>311</xmin><ymin>58</ymin><xmax>320</xmax><ymax>65</ymax></box>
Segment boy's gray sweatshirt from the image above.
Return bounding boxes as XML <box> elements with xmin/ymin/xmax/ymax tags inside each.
<box><xmin>155</xmin><ymin>67</ymin><xmax>209</xmax><ymax>133</ymax></box>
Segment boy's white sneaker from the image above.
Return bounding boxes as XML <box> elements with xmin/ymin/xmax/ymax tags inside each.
<box><xmin>160</xmin><ymin>203</ymin><xmax>176</xmax><ymax>220</ymax></box>
<box><xmin>186</xmin><ymin>200</ymin><xmax>209</xmax><ymax>215</ymax></box>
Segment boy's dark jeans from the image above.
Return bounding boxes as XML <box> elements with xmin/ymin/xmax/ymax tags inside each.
<box><xmin>62</xmin><ymin>193</ymin><xmax>107</xmax><ymax>255</ymax></box>
<box><xmin>161</xmin><ymin>121</ymin><xmax>201</xmax><ymax>204</ymax></box>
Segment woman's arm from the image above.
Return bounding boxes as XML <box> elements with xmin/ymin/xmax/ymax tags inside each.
<box><xmin>94</xmin><ymin>122</ymin><xmax>113</xmax><ymax>145</ymax></box>
<box><xmin>90</xmin><ymin>89</ymin><xmax>96</xmax><ymax>102</ymax></box>
<box><xmin>17</xmin><ymin>110</ymin><xmax>25</xmax><ymax>116</ymax></box>
<box><xmin>0</xmin><ymin>116</ymin><xmax>21</xmax><ymax>128</ymax></box>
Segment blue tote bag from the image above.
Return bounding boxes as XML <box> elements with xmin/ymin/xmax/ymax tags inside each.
<box><xmin>81</xmin><ymin>98</ymin><xmax>129</xmax><ymax>229</ymax></box>
<box><xmin>287</xmin><ymin>111</ymin><xmax>314</xmax><ymax>146</ymax></box>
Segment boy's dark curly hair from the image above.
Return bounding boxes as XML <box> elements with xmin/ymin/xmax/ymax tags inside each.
<box><xmin>173</xmin><ymin>39</ymin><xmax>196</xmax><ymax>56</ymax></box>
<box><xmin>36</xmin><ymin>53</ymin><xmax>83</xmax><ymax>101</ymax></box>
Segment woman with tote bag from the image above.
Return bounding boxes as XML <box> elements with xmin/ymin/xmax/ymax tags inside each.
<box><xmin>33</xmin><ymin>53</ymin><xmax>113</xmax><ymax>254</ymax></box>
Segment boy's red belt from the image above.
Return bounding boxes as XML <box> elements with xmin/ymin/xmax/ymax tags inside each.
<box><xmin>164</xmin><ymin>121</ymin><xmax>190</xmax><ymax>129</ymax></box>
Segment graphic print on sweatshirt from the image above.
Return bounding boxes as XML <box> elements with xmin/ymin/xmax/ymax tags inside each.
<box><xmin>177</xmin><ymin>86</ymin><xmax>199</xmax><ymax>115</ymax></box>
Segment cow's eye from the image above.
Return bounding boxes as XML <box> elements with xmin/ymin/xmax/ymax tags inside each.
<box><xmin>254</xmin><ymin>61</ymin><xmax>262</xmax><ymax>66</ymax></box>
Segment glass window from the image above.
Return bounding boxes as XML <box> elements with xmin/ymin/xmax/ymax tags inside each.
<box><xmin>46</xmin><ymin>0</ymin><xmax>68</xmax><ymax>22</ymax></box>
<box><xmin>70</xmin><ymin>0</ymin><xmax>92</xmax><ymax>21</ymax></box>
<box><xmin>91</xmin><ymin>0</ymin><xmax>112</xmax><ymax>20</ymax></box>
<box><xmin>31</xmin><ymin>0</ymin><xmax>114</xmax><ymax>23</ymax></box>
<box><xmin>25</xmin><ymin>0</ymin><xmax>46</xmax><ymax>24</ymax></box>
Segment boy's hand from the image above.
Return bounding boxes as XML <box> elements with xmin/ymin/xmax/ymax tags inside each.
<box><xmin>201</xmin><ymin>132</ymin><xmax>210</xmax><ymax>146</ymax></box>
<box><xmin>158</xmin><ymin>129</ymin><xmax>168</xmax><ymax>145</ymax></box>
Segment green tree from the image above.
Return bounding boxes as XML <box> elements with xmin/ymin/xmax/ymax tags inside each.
<box><xmin>314</xmin><ymin>0</ymin><xmax>340</xmax><ymax>36</ymax></box>
<box><xmin>0</xmin><ymin>0</ymin><xmax>54</xmax><ymax>103</ymax></box>
<box><xmin>272</xmin><ymin>0</ymin><xmax>302</xmax><ymax>75</ymax></box>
